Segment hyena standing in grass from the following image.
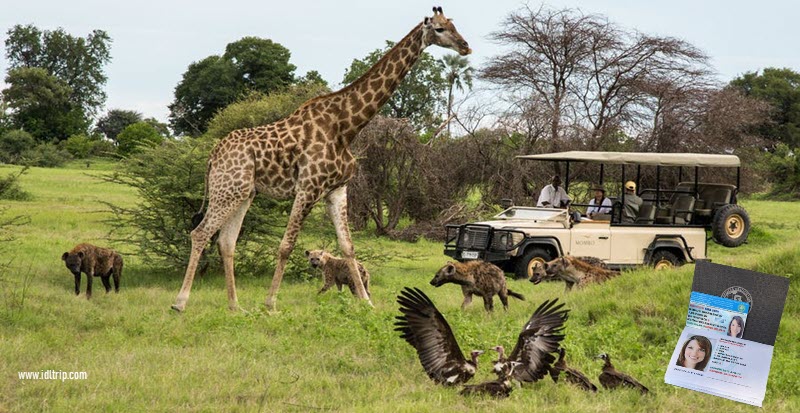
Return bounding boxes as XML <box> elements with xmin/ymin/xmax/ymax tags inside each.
<box><xmin>61</xmin><ymin>243</ymin><xmax>123</xmax><ymax>299</ymax></box>
<box><xmin>430</xmin><ymin>260</ymin><xmax>524</xmax><ymax>312</ymax></box>
<box><xmin>305</xmin><ymin>250</ymin><xmax>371</xmax><ymax>297</ymax></box>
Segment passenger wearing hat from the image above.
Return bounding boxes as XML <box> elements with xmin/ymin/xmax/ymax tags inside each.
<box><xmin>587</xmin><ymin>185</ymin><xmax>612</xmax><ymax>219</ymax></box>
<box><xmin>622</xmin><ymin>180</ymin><xmax>643</xmax><ymax>223</ymax></box>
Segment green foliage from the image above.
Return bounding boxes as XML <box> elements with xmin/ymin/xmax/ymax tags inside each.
<box><xmin>342</xmin><ymin>41</ymin><xmax>447</xmax><ymax>131</ymax></box>
<box><xmin>730</xmin><ymin>68</ymin><xmax>800</xmax><ymax>148</ymax></box>
<box><xmin>763</xmin><ymin>143</ymin><xmax>800</xmax><ymax>198</ymax></box>
<box><xmin>4</xmin><ymin>24</ymin><xmax>112</xmax><ymax>117</ymax></box>
<box><xmin>2</xmin><ymin>68</ymin><xmax>88</xmax><ymax>141</ymax></box>
<box><xmin>116</xmin><ymin>122</ymin><xmax>165</xmax><ymax>156</ymax></box>
<box><xmin>0</xmin><ymin>129</ymin><xmax>35</xmax><ymax>164</ymax></box>
<box><xmin>168</xmin><ymin>37</ymin><xmax>298</xmax><ymax>136</ymax></box>
<box><xmin>95</xmin><ymin>109</ymin><xmax>142</xmax><ymax>141</ymax></box>
<box><xmin>0</xmin><ymin>166</ymin><xmax>31</xmax><ymax>201</ymax></box>
<box><xmin>203</xmin><ymin>83</ymin><xmax>329</xmax><ymax>140</ymax></box>
<box><xmin>19</xmin><ymin>143</ymin><xmax>72</xmax><ymax>167</ymax></box>
<box><xmin>62</xmin><ymin>134</ymin><xmax>109</xmax><ymax>159</ymax></box>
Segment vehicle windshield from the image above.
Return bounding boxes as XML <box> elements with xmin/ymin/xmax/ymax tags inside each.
<box><xmin>494</xmin><ymin>207</ymin><xmax>567</xmax><ymax>221</ymax></box>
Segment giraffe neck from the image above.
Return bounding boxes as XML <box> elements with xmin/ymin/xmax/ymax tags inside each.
<box><xmin>338</xmin><ymin>23</ymin><xmax>427</xmax><ymax>140</ymax></box>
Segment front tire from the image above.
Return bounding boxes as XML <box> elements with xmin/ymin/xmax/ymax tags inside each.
<box><xmin>712</xmin><ymin>204</ymin><xmax>750</xmax><ymax>247</ymax></box>
<box><xmin>514</xmin><ymin>247</ymin><xmax>553</xmax><ymax>279</ymax></box>
<box><xmin>651</xmin><ymin>250</ymin><xmax>681</xmax><ymax>270</ymax></box>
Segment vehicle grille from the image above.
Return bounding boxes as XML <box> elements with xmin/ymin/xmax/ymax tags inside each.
<box><xmin>457</xmin><ymin>226</ymin><xmax>490</xmax><ymax>250</ymax></box>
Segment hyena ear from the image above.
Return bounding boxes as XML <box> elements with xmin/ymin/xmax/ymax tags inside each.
<box><xmin>445</xmin><ymin>264</ymin><xmax>456</xmax><ymax>275</ymax></box>
<box><xmin>78</xmin><ymin>251</ymin><xmax>85</xmax><ymax>259</ymax></box>
<box><xmin>304</xmin><ymin>250</ymin><xmax>310</xmax><ymax>257</ymax></box>
<box><xmin>62</xmin><ymin>252</ymin><xmax>69</xmax><ymax>261</ymax></box>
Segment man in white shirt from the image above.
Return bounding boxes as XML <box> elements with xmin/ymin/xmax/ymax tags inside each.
<box><xmin>537</xmin><ymin>175</ymin><xmax>571</xmax><ymax>209</ymax></box>
<box><xmin>587</xmin><ymin>185</ymin><xmax>612</xmax><ymax>219</ymax></box>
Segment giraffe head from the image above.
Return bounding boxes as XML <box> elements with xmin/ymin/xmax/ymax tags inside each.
<box><xmin>423</xmin><ymin>6</ymin><xmax>471</xmax><ymax>56</ymax></box>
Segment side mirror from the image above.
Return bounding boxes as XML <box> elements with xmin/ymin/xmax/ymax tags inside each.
<box><xmin>500</xmin><ymin>199</ymin><xmax>513</xmax><ymax>209</ymax></box>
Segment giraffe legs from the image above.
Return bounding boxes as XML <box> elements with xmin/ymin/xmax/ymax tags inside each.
<box><xmin>217</xmin><ymin>195</ymin><xmax>254</xmax><ymax>311</ymax></box>
<box><xmin>172</xmin><ymin>193</ymin><xmax>249</xmax><ymax>312</ymax></box>
<box><xmin>326</xmin><ymin>186</ymin><xmax>372</xmax><ymax>305</ymax></box>
<box><xmin>265</xmin><ymin>191</ymin><xmax>318</xmax><ymax>311</ymax></box>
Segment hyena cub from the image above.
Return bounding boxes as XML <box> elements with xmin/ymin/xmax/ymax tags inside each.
<box><xmin>61</xmin><ymin>243</ymin><xmax>123</xmax><ymax>299</ymax></box>
<box><xmin>305</xmin><ymin>250</ymin><xmax>370</xmax><ymax>297</ymax></box>
<box><xmin>430</xmin><ymin>260</ymin><xmax>524</xmax><ymax>312</ymax></box>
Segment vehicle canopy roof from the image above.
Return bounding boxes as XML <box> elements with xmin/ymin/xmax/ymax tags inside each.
<box><xmin>516</xmin><ymin>151</ymin><xmax>740</xmax><ymax>167</ymax></box>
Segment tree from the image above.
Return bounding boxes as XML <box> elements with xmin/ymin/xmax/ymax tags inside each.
<box><xmin>116</xmin><ymin>122</ymin><xmax>165</xmax><ymax>156</ymax></box>
<box><xmin>481</xmin><ymin>6</ymin><xmax>711</xmax><ymax>152</ymax></box>
<box><xmin>168</xmin><ymin>37</ymin><xmax>297</xmax><ymax>136</ymax></box>
<box><xmin>2</xmin><ymin>67</ymin><xmax>88</xmax><ymax>141</ymax></box>
<box><xmin>441</xmin><ymin>54</ymin><xmax>474</xmax><ymax>135</ymax></box>
<box><xmin>342</xmin><ymin>41</ymin><xmax>447</xmax><ymax>131</ymax></box>
<box><xmin>4</xmin><ymin>24</ymin><xmax>112</xmax><ymax>117</ymax></box>
<box><xmin>730</xmin><ymin>68</ymin><xmax>800</xmax><ymax>148</ymax></box>
<box><xmin>95</xmin><ymin>109</ymin><xmax>143</xmax><ymax>142</ymax></box>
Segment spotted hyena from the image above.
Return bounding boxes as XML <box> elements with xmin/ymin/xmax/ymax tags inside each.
<box><xmin>305</xmin><ymin>250</ymin><xmax>370</xmax><ymax>297</ymax></box>
<box><xmin>61</xmin><ymin>243</ymin><xmax>123</xmax><ymax>299</ymax></box>
<box><xmin>530</xmin><ymin>256</ymin><xmax>618</xmax><ymax>291</ymax></box>
<box><xmin>430</xmin><ymin>260</ymin><xmax>524</xmax><ymax>312</ymax></box>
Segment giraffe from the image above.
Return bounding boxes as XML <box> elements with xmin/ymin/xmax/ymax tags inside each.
<box><xmin>171</xmin><ymin>7</ymin><xmax>471</xmax><ymax>312</ymax></box>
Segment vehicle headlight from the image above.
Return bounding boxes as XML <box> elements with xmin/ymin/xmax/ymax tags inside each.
<box><xmin>498</xmin><ymin>234</ymin><xmax>509</xmax><ymax>246</ymax></box>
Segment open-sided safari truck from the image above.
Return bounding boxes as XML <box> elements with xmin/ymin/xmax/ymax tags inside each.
<box><xmin>444</xmin><ymin>151</ymin><xmax>749</xmax><ymax>277</ymax></box>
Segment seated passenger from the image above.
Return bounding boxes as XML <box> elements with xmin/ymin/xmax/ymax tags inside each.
<box><xmin>587</xmin><ymin>185</ymin><xmax>612</xmax><ymax>219</ymax></box>
<box><xmin>622</xmin><ymin>181</ymin><xmax>643</xmax><ymax>223</ymax></box>
<box><xmin>537</xmin><ymin>175</ymin><xmax>571</xmax><ymax>209</ymax></box>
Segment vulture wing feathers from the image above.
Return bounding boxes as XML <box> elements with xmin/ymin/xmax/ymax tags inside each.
<box><xmin>507</xmin><ymin>298</ymin><xmax>570</xmax><ymax>382</ymax></box>
<box><xmin>395</xmin><ymin>287</ymin><xmax>477</xmax><ymax>385</ymax></box>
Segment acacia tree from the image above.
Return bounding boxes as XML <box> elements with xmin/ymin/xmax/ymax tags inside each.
<box><xmin>481</xmin><ymin>6</ymin><xmax>712</xmax><ymax>152</ymax></box>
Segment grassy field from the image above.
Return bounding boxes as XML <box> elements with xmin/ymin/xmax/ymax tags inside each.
<box><xmin>1</xmin><ymin>162</ymin><xmax>798</xmax><ymax>412</ymax></box>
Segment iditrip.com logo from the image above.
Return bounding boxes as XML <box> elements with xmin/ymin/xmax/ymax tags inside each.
<box><xmin>721</xmin><ymin>286</ymin><xmax>754</xmax><ymax>309</ymax></box>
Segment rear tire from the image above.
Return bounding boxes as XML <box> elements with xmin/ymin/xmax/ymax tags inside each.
<box><xmin>712</xmin><ymin>204</ymin><xmax>750</xmax><ymax>247</ymax></box>
<box><xmin>651</xmin><ymin>250</ymin><xmax>681</xmax><ymax>270</ymax></box>
<box><xmin>514</xmin><ymin>247</ymin><xmax>553</xmax><ymax>279</ymax></box>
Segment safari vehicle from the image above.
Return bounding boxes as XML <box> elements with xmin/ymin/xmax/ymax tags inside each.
<box><xmin>444</xmin><ymin>151</ymin><xmax>750</xmax><ymax>277</ymax></box>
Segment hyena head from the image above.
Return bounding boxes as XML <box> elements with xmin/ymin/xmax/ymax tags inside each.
<box><xmin>305</xmin><ymin>250</ymin><xmax>330</xmax><ymax>269</ymax></box>
<box><xmin>530</xmin><ymin>257</ymin><xmax>569</xmax><ymax>284</ymax></box>
<box><xmin>61</xmin><ymin>251</ymin><xmax>84</xmax><ymax>275</ymax></box>
<box><xmin>430</xmin><ymin>262</ymin><xmax>458</xmax><ymax>287</ymax></box>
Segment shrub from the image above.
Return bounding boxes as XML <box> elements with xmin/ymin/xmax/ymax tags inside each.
<box><xmin>764</xmin><ymin>144</ymin><xmax>800</xmax><ymax>199</ymax></box>
<box><xmin>0</xmin><ymin>166</ymin><xmax>31</xmax><ymax>201</ymax></box>
<box><xmin>116</xmin><ymin>122</ymin><xmax>165</xmax><ymax>156</ymax></box>
<box><xmin>19</xmin><ymin>143</ymin><xmax>73</xmax><ymax>167</ymax></box>
<box><xmin>0</xmin><ymin>129</ymin><xmax>35</xmax><ymax>164</ymax></box>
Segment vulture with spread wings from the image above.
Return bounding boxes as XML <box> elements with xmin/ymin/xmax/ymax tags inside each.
<box><xmin>491</xmin><ymin>298</ymin><xmax>570</xmax><ymax>383</ymax></box>
<box><xmin>395</xmin><ymin>287</ymin><xmax>485</xmax><ymax>385</ymax></box>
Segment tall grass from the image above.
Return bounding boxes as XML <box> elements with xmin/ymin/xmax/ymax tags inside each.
<box><xmin>0</xmin><ymin>164</ymin><xmax>798</xmax><ymax>412</ymax></box>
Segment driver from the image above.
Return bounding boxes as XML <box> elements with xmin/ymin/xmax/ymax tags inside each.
<box><xmin>537</xmin><ymin>175</ymin><xmax>571</xmax><ymax>209</ymax></box>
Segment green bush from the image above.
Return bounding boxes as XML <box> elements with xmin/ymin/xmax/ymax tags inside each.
<box><xmin>764</xmin><ymin>144</ymin><xmax>800</xmax><ymax>199</ymax></box>
<box><xmin>0</xmin><ymin>129</ymin><xmax>35</xmax><ymax>164</ymax></box>
<box><xmin>204</xmin><ymin>83</ymin><xmax>329</xmax><ymax>140</ymax></box>
<box><xmin>116</xmin><ymin>122</ymin><xmax>165</xmax><ymax>156</ymax></box>
<box><xmin>62</xmin><ymin>134</ymin><xmax>117</xmax><ymax>158</ymax></box>
<box><xmin>19</xmin><ymin>143</ymin><xmax>73</xmax><ymax>167</ymax></box>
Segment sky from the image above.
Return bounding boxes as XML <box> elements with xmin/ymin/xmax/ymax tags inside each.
<box><xmin>2</xmin><ymin>0</ymin><xmax>799</xmax><ymax>124</ymax></box>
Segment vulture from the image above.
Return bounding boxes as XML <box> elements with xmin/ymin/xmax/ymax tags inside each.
<box><xmin>490</xmin><ymin>298</ymin><xmax>570</xmax><ymax>383</ymax></box>
<box><xmin>395</xmin><ymin>287</ymin><xmax>485</xmax><ymax>385</ymax></box>
<box><xmin>550</xmin><ymin>348</ymin><xmax>597</xmax><ymax>392</ymax></box>
<box><xmin>596</xmin><ymin>353</ymin><xmax>650</xmax><ymax>394</ymax></box>
<box><xmin>460</xmin><ymin>361</ymin><xmax>521</xmax><ymax>398</ymax></box>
